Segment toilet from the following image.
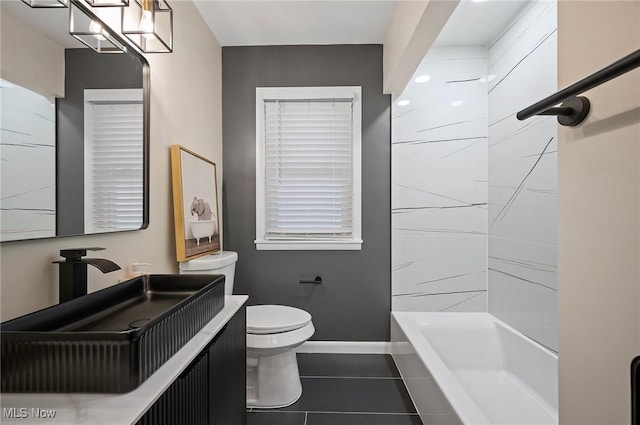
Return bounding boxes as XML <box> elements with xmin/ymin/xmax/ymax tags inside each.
<box><xmin>179</xmin><ymin>251</ymin><xmax>315</xmax><ymax>408</ymax></box>
<box><xmin>179</xmin><ymin>251</ymin><xmax>238</xmax><ymax>295</ymax></box>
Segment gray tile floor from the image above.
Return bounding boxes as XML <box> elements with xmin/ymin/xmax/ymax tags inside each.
<box><xmin>247</xmin><ymin>354</ymin><xmax>423</xmax><ymax>425</ymax></box>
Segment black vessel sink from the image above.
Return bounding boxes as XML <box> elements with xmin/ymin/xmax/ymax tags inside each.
<box><xmin>1</xmin><ymin>274</ymin><xmax>225</xmax><ymax>393</ymax></box>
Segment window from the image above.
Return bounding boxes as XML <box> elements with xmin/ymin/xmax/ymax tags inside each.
<box><xmin>255</xmin><ymin>86</ymin><xmax>362</xmax><ymax>250</ymax></box>
<box><xmin>84</xmin><ymin>88</ymin><xmax>143</xmax><ymax>233</ymax></box>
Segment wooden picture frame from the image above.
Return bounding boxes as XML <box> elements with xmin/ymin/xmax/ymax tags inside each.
<box><xmin>170</xmin><ymin>145</ymin><xmax>221</xmax><ymax>261</ymax></box>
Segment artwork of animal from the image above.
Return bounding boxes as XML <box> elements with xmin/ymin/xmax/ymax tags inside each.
<box><xmin>190</xmin><ymin>196</ymin><xmax>213</xmax><ymax>221</ymax></box>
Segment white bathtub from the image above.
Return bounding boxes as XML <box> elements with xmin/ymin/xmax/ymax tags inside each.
<box><xmin>391</xmin><ymin>312</ymin><xmax>557</xmax><ymax>425</ymax></box>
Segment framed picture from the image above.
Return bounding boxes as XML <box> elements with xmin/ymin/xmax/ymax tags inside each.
<box><xmin>170</xmin><ymin>145</ymin><xmax>221</xmax><ymax>261</ymax></box>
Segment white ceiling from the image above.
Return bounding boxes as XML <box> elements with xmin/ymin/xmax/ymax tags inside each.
<box><xmin>3</xmin><ymin>0</ymin><xmax>530</xmax><ymax>51</ymax></box>
<box><xmin>194</xmin><ymin>0</ymin><xmax>530</xmax><ymax>48</ymax></box>
<box><xmin>435</xmin><ymin>0</ymin><xmax>530</xmax><ymax>46</ymax></box>
<box><xmin>193</xmin><ymin>1</ymin><xmax>396</xmax><ymax>46</ymax></box>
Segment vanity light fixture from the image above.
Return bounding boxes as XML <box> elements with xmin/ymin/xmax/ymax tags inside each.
<box><xmin>122</xmin><ymin>0</ymin><xmax>173</xmax><ymax>53</ymax></box>
<box><xmin>397</xmin><ymin>100</ymin><xmax>411</xmax><ymax>106</ymax></box>
<box><xmin>139</xmin><ymin>0</ymin><xmax>154</xmax><ymax>33</ymax></box>
<box><xmin>415</xmin><ymin>75</ymin><xmax>431</xmax><ymax>83</ymax></box>
<box><xmin>69</xmin><ymin>3</ymin><xmax>126</xmax><ymax>53</ymax></box>
<box><xmin>85</xmin><ymin>0</ymin><xmax>129</xmax><ymax>7</ymax></box>
<box><xmin>22</xmin><ymin>0</ymin><xmax>68</xmax><ymax>8</ymax></box>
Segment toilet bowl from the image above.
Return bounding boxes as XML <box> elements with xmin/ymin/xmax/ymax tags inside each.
<box><xmin>246</xmin><ymin>305</ymin><xmax>315</xmax><ymax>408</ymax></box>
<box><xmin>178</xmin><ymin>251</ymin><xmax>315</xmax><ymax>408</ymax></box>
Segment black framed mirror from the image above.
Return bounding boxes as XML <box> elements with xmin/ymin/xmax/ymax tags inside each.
<box><xmin>0</xmin><ymin>0</ymin><xmax>149</xmax><ymax>242</ymax></box>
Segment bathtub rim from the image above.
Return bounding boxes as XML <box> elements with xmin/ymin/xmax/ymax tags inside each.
<box><xmin>391</xmin><ymin>311</ymin><xmax>558</xmax><ymax>425</ymax></box>
<box><xmin>391</xmin><ymin>312</ymin><xmax>490</xmax><ymax>425</ymax></box>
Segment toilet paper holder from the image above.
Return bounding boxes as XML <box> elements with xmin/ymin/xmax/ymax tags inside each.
<box><xmin>299</xmin><ymin>276</ymin><xmax>322</xmax><ymax>284</ymax></box>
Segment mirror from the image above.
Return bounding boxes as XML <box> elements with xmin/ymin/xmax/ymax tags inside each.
<box><xmin>0</xmin><ymin>0</ymin><xmax>149</xmax><ymax>242</ymax></box>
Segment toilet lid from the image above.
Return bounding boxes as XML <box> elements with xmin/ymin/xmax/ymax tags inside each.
<box><xmin>246</xmin><ymin>305</ymin><xmax>312</xmax><ymax>334</ymax></box>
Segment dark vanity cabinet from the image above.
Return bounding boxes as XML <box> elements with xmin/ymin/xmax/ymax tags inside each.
<box><xmin>137</xmin><ymin>305</ymin><xmax>246</xmax><ymax>425</ymax></box>
<box><xmin>209</xmin><ymin>307</ymin><xmax>247</xmax><ymax>425</ymax></box>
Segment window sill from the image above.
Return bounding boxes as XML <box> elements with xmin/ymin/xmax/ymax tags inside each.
<box><xmin>254</xmin><ymin>239</ymin><xmax>363</xmax><ymax>251</ymax></box>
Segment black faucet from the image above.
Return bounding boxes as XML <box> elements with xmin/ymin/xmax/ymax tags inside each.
<box><xmin>53</xmin><ymin>247</ymin><xmax>121</xmax><ymax>303</ymax></box>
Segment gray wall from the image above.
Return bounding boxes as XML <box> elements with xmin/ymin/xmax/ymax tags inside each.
<box><xmin>222</xmin><ymin>45</ymin><xmax>391</xmax><ymax>341</ymax></box>
<box><xmin>56</xmin><ymin>48</ymin><xmax>143</xmax><ymax>236</ymax></box>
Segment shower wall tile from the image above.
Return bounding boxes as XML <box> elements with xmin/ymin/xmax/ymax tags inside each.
<box><xmin>488</xmin><ymin>274</ymin><xmax>557</xmax><ymax>351</ymax></box>
<box><xmin>393</xmin><ymin>207</ymin><xmax>486</xmax><ymax>237</ymax></box>
<box><xmin>394</xmin><ymin>290</ymin><xmax>487</xmax><ymax>313</ymax></box>
<box><xmin>393</xmin><ymin>155</ymin><xmax>487</xmax><ymax>200</ymax></box>
<box><xmin>0</xmin><ymin>81</ymin><xmax>56</xmax><ymax>241</ymax></box>
<box><xmin>488</xmin><ymin>0</ymin><xmax>558</xmax><ymax>124</ymax></box>
<box><xmin>488</xmin><ymin>239</ymin><xmax>558</xmax><ymax>351</ymax></box>
<box><xmin>489</xmin><ymin>237</ymin><xmax>557</xmax><ymax>291</ymax></box>
<box><xmin>392</xmin><ymin>46</ymin><xmax>488</xmax><ymax>313</ymax></box>
<box><xmin>393</xmin><ymin>235</ymin><xmax>487</xmax><ymax>294</ymax></box>
<box><xmin>489</xmin><ymin>235</ymin><xmax>557</xmax><ymax>350</ymax></box>
<box><xmin>488</xmin><ymin>123</ymin><xmax>557</xmax><ymax>245</ymax></box>
<box><xmin>487</xmin><ymin>0</ymin><xmax>558</xmax><ymax>351</ymax></box>
<box><xmin>394</xmin><ymin>47</ymin><xmax>488</xmax><ymax>162</ymax></box>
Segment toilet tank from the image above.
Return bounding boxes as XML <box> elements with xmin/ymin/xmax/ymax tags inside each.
<box><xmin>179</xmin><ymin>251</ymin><xmax>238</xmax><ymax>296</ymax></box>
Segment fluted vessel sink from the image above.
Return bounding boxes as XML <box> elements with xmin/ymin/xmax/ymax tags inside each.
<box><xmin>1</xmin><ymin>274</ymin><xmax>225</xmax><ymax>393</ymax></box>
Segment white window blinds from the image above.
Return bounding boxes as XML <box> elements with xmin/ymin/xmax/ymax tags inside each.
<box><xmin>256</xmin><ymin>86</ymin><xmax>362</xmax><ymax>250</ymax></box>
<box><xmin>264</xmin><ymin>99</ymin><xmax>354</xmax><ymax>239</ymax></box>
<box><xmin>84</xmin><ymin>89</ymin><xmax>143</xmax><ymax>233</ymax></box>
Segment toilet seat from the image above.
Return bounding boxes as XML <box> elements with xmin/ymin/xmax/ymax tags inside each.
<box><xmin>247</xmin><ymin>305</ymin><xmax>312</xmax><ymax>334</ymax></box>
<box><xmin>247</xmin><ymin>322</ymin><xmax>315</xmax><ymax>351</ymax></box>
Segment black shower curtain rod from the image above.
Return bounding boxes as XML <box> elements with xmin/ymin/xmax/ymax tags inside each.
<box><xmin>517</xmin><ymin>48</ymin><xmax>640</xmax><ymax>127</ymax></box>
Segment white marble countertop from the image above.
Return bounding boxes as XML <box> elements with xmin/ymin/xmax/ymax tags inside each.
<box><xmin>0</xmin><ymin>295</ymin><xmax>248</xmax><ymax>425</ymax></box>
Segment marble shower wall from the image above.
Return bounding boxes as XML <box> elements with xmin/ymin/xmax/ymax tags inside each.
<box><xmin>487</xmin><ymin>0</ymin><xmax>558</xmax><ymax>351</ymax></box>
<box><xmin>0</xmin><ymin>80</ymin><xmax>56</xmax><ymax>241</ymax></box>
<box><xmin>391</xmin><ymin>1</ymin><xmax>558</xmax><ymax>347</ymax></box>
<box><xmin>392</xmin><ymin>46</ymin><xmax>488</xmax><ymax>312</ymax></box>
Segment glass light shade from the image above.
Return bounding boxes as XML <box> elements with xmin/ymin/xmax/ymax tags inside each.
<box><xmin>121</xmin><ymin>0</ymin><xmax>172</xmax><ymax>53</ymax></box>
<box><xmin>22</xmin><ymin>0</ymin><xmax>68</xmax><ymax>8</ymax></box>
<box><xmin>69</xmin><ymin>3</ymin><xmax>126</xmax><ymax>53</ymax></box>
<box><xmin>85</xmin><ymin>0</ymin><xmax>129</xmax><ymax>6</ymax></box>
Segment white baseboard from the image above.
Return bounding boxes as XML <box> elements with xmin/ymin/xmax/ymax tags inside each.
<box><xmin>296</xmin><ymin>341</ymin><xmax>392</xmax><ymax>354</ymax></box>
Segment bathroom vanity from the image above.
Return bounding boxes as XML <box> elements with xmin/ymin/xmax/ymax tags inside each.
<box><xmin>0</xmin><ymin>295</ymin><xmax>248</xmax><ymax>424</ymax></box>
